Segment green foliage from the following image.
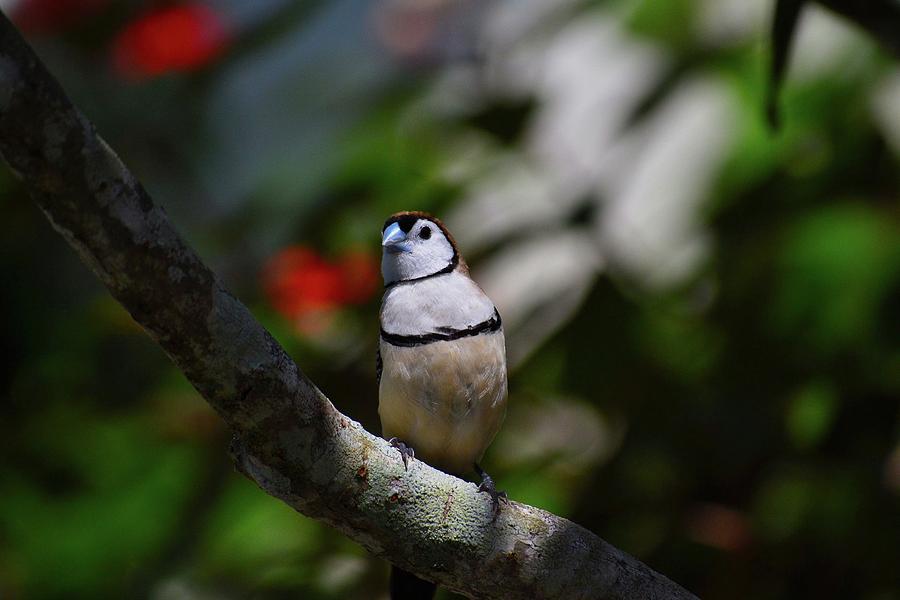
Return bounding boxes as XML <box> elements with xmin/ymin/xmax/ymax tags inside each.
<box><xmin>772</xmin><ymin>204</ymin><xmax>900</xmax><ymax>355</ymax></box>
<box><xmin>196</xmin><ymin>479</ymin><xmax>320</xmax><ymax>583</ymax></box>
<box><xmin>0</xmin><ymin>410</ymin><xmax>203</xmax><ymax>597</ymax></box>
<box><xmin>626</xmin><ymin>0</ymin><xmax>698</xmax><ymax>49</ymax></box>
<box><xmin>785</xmin><ymin>380</ymin><xmax>838</xmax><ymax>449</ymax></box>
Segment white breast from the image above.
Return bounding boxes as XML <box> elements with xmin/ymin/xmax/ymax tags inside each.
<box><xmin>380</xmin><ymin>270</ymin><xmax>496</xmax><ymax>335</ymax></box>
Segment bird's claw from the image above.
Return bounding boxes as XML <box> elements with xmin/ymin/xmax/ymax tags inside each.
<box><xmin>388</xmin><ymin>437</ymin><xmax>414</xmax><ymax>471</ymax></box>
<box><xmin>476</xmin><ymin>470</ymin><xmax>508</xmax><ymax>520</ymax></box>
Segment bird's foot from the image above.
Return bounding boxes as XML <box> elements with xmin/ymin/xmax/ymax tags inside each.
<box><xmin>388</xmin><ymin>438</ymin><xmax>415</xmax><ymax>471</ymax></box>
<box><xmin>474</xmin><ymin>463</ymin><xmax>508</xmax><ymax>520</ymax></box>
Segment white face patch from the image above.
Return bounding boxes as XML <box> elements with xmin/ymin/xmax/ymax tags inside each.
<box><xmin>381</xmin><ymin>218</ymin><xmax>456</xmax><ymax>285</ymax></box>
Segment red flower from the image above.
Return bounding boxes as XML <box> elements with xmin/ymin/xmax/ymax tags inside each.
<box><xmin>685</xmin><ymin>503</ymin><xmax>752</xmax><ymax>552</ymax></box>
<box><xmin>112</xmin><ymin>4</ymin><xmax>229</xmax><ymax>81</ymax></box>
<box><xmin>11</xmin><ymin>0</ymin><xmax>109</xmax><ymax>34</ymax></box>
<box><xmin>262</xmin><ymin>246</ymin><xmax>379</xmax><ymax>335</ymax></box>
<box><xmin>336</xmin><ymin>250</ymin><xmax>382</xmax><ymax>304</ymax></box>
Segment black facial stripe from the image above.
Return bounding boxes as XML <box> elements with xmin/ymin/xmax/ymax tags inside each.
<box><xmin>381</xmin><ymin>309</ymin><xmax>502</xmax><ymax>347</ymax></box>
<box><xmin>383</xmin><ymin>214</ymin><xmax>420</xmax><ymax>233</ymax></box>
<box><xmin>384</xmin><ymin>252</ymin><xmax>459</xmax><ymax>289</ymax></box>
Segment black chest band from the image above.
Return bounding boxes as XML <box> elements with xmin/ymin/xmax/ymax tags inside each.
<box><xmin>380</xmin><ymin>309</ymin><xmax>501</xmax><ymax>347</ymax></box>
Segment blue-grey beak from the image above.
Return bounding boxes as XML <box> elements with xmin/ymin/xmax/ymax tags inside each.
<box><xmin>382</xmin><ymin>222</ymin><xmax>411</xmax><ymax>254</ymax></box>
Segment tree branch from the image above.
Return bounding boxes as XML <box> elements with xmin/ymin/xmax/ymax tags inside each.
<box><xmin>0</xmin><ymin>11</ymin><xmax>696</xmax><ymax>600</ymax></box>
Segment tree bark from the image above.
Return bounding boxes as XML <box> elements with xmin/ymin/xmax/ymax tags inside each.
<box><xmin>0</xmin><ymin>11</ymin><xmax>697</xmax><ymax>600</ymax></box>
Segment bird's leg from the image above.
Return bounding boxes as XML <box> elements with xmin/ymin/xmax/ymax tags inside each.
<box><xmin>474</xmin><ymin>463</ymin><xmax>508</xmax><ymax>519</ymax></box>
<box><xmin>388</xmin><ymin>437</ymin><xmax>415</xmax><ymax>471</ymax></box>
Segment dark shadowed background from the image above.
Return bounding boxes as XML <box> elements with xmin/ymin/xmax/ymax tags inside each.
<box><xmin>1</xmin><ymin>0</ymin><xmax>899</xmax><ymax>598</ymax></box>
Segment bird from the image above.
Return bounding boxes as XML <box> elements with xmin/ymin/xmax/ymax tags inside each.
<box><xmin>377</xmin><ymin>211</ymin><xmax>508</xmax><ymax>600</ymax></box>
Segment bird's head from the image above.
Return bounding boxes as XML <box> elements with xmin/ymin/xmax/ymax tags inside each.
<box><xmin>381</xmin><ymin>211</ymin><xmax>460</xmax><ymax>286</ymax></box>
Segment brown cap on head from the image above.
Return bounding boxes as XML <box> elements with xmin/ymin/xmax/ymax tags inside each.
<box><xmin>382</xmin><ymin>211</ymin><xmax>467</xmax><ymax>271</ymax></box>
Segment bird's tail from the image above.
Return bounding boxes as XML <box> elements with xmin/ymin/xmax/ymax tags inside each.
<box><xmin>390</xmin><ymin>566</ymin><xmax>436</xmax><ymax>600</ymax></box>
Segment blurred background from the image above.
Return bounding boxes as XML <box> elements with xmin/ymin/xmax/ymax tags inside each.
<box><xmin>1</xmin><ymin>0</ymin><xmax>899</xmax><ymax>598</ymax></box>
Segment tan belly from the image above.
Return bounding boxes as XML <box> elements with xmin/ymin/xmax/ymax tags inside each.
<box><xmin>378</xmin><ymin>331</ymin><xmax>507</xmax><ymax>476</ymax></box>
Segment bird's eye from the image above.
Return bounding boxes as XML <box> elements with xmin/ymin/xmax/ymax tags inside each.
<box><xmin>419</xmin><ymin>226</ymin><xmax>432</xmax><ymax>240</ymax></box>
